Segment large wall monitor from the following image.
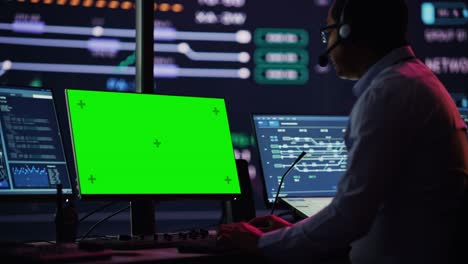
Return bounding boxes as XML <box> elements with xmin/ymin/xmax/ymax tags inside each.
<box><xmin>0</xmin><ymin>86</ymin><xmax>72</xmax><ymax>197</ymax></box>
<box><xmin>1</xmin><ymin>1</ymin><xmax>465</xmax><ymax>133</ymax></box>
<box><xmin>1</xmin><ymin>0</ymin><xmax>466</xmax><ymax>206</ymax></box>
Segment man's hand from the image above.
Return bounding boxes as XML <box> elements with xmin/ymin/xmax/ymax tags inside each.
<box><xmin>248</xmin><ymin>214</ymin><xmax>293</xmax><ymax>232</ymax></box>
<box><xmin>218</xmin><ymin>222</ymin><xmax>264</xmax><ymax>254</ymax></box>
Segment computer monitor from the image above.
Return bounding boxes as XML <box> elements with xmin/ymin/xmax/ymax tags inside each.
<box><xmin>65</xmin><ymin>89</ymin><xmax>241</xmax><ymax>200</ymax></box>
<box><xmin>252</xmin><ymin>114</ymin><xmax>348</xmax><ymax>207</ymax></box>
<box><xmin>0</xmin><ymin>85</ymin><xmax>72</xmax><ymax>199</ymax></box>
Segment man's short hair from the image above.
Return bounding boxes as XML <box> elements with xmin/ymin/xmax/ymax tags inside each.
<box><xmin>331</xmin><ymin>0</ymin><xmax>408</xmax><ymax>53</ymax></box>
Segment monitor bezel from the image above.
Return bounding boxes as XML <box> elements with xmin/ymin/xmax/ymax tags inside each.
<box><xmin>65</xmin><ymin>88</ymin><xmax>242</xmax><ymax>201</ymax></box>
<box><xmin>251</xmin><ymin>113</ymin><xmax>349</xmax><ymax>209</ymax></box>
<box><xmin>0</xmin><ymin>84</ymin><xmax>75</xmax><ymax>201</ymax></box>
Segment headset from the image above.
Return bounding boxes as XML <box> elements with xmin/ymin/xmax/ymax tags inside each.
<box><xmin>338</xmin><ymin>0</ymin><xmax>351</xmax><ymax>40</ymax></box>
<box><xmin>318</xmin><ymin>0</ymin><xmax>351</xmax><ymax>66</ymax></box>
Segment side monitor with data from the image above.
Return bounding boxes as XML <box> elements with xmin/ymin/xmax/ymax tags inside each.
<box><xmin>0</xmin><ymin>86</ymin><xmax>72</xmax><ymax>198</ymax></box>
<box><xmin>252</xmin><ymin>114</ymin><xmax>348</xmax><ymax>206</ymax></box>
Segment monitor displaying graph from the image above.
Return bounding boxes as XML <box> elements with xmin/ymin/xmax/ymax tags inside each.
<box><xmin>65</xmin><ymin>89</ymin><xmax>241</xmax><ymax>198</ymax></box>
<box><xmin>0</xmin><ymin>85</ymin><xmax>72</xmax><ymax>197</ymax></box>
<box><xmin>252</xmin><ymin>114</ymin><xmax>348</xmax><ymax>204</ymax></box>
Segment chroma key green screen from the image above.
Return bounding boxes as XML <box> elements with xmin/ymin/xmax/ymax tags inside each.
<box><xmin>65</xmin><ymin>89</ymin><xmax>241</xmax><ymax>197</ymax></box>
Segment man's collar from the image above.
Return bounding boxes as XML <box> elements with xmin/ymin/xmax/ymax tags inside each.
<box><xmin>352</xmin><ymin>46</ymin><xmax>415</xmax><ymax>97</ymax></box>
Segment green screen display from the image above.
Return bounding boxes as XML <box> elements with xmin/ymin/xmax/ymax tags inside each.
<box><xmin>65</xmin><ymin>89</ymin><xmax>241</xmax><ymax>196</ymax></box>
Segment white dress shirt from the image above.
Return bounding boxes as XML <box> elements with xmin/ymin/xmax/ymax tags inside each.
<box><xmin>258</xmin><ymin>46</ymin><xmax>468</xmax><ymax>264</ymax></box>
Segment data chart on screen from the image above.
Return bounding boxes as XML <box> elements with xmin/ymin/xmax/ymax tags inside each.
<box><xmin>253</xmin><ymin>114</ymin><xmax>348</xmax><ymax>203</ymax></box>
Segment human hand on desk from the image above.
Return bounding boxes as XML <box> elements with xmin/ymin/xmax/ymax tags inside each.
<box><xmin>248</xmin><ymin>214</ymin><xmax>293</xmax><ymax>232</ymax></box>
<box><xmin>217</xmin><ymin>215</ymin><xmax>293</xmax><ymax>254</ymax></box>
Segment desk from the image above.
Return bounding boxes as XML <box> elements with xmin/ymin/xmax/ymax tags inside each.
<box><xmin>2</xmin><ymin>245</ymin><xmax>351</xmax><ymax>264</ymax></box>
<box><xmin>91</xmin><ymin>248</ymin><xmax>269</xmax><ymax>264</ymax></box>
<box><xmin>1</xmin><ymin>242</ymin><xmax>265</xmax><ymax>264</ymax></box>
<box><xmin>61</xmin><ymin>247</ymin><xmax>254</xmax><ymax>264</ymax></box>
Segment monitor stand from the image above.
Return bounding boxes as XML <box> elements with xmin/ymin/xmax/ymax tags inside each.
<box><xmin>130</xmin><ymin>199</ymin><xmax>155</xmax><ymax>237</ymax></box>
<box><xmin>77</xmin><ymin>199</ymin><xmax>216</xmax><ymax>250</ymax></box>
<box><xmin>129</xmin><ymin>0</ymin><xmax>156</xmax><ymax>240</ymax></box>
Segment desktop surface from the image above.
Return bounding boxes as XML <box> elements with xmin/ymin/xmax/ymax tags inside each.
<box><xmin>1</xmin><ymin>239</ymin><xmax>263</xmax><ymax>264</ymax></box>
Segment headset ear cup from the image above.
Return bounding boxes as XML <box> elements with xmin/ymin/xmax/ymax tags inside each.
<box><xmin>339</xmin><ymin>24</ymin><xmax>351</xmax><ymax>39</ymax></box>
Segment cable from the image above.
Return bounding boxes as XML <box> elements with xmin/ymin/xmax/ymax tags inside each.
<box><xmin>79</xmin><ymin>205</ymin><xmax>130</xmax><ymax>241</ymax></box>
<box><xmin>79</xmin><ymin>202</ymin><xmax>116</xmax><ymax>223</ymax></box>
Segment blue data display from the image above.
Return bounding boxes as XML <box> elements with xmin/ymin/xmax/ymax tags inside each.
<box><xmin>253</xmin><ymin>115</ymin><xmax>348</xmax><ymax>203</ymax></box>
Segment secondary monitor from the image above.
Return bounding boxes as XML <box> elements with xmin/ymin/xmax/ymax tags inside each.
<box><xmin>252</xmin><ymin>114</ymin><xmax>348</xmax><ymax>206</ymax></box>
<box><xmin>65</xmin><ymin>89</ymin><xmax>241</xmax><ymax>199</ymax></box>
<box><xmin>0</xmin><ymin>85</ymin><xmax>72</xmax><ymax>198</ymax></box>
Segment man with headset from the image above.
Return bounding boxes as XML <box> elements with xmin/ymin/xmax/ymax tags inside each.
<box><xmin>218</xmin><ymin>0</ymin><xmax>468</xmax><ymax>263</ymax></box>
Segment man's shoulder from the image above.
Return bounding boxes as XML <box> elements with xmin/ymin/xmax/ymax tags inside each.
<box><xmin>369</xmin><ymin>60</ymin><xmax>437</xmax><ymax>97</ymax></box>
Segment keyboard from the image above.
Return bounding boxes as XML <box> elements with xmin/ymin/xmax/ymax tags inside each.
<box><xmin>78</xmin><ymin>229</ymin><xmax>219</xmax><ymax>251</ymax></box>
